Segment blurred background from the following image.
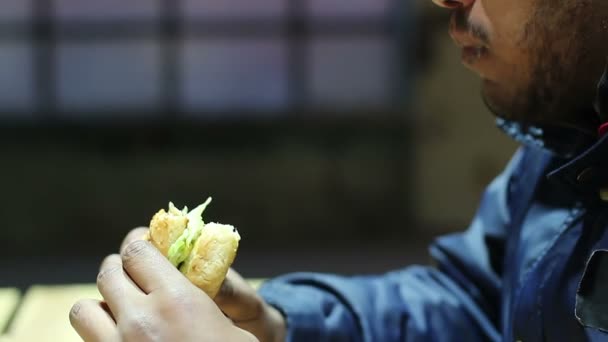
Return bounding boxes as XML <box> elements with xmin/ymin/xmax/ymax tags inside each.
<box><xmin>0</xmin><ymin>0</ymin><xmax>517</xmax><ymax>288</ymax></box>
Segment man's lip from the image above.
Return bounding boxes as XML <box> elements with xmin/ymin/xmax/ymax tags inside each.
<box><xmin>448</xmin><ymin>14</ymin><xmax>488</xmax><ymax>50</ymax></box>
<box><xmin>449</xmin><ymin>28</ymin><xmax>488</xmax><ymax>50</ymax></box>
<box><xmin>461</xmin><ymin>46</ymin><xmax>488</xmax><ymax>64</ymax></box>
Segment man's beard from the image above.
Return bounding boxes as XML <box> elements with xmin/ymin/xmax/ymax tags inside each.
<box><xmin>482</xmin><ymin>0</ymin><xmax>603</xmax><ymax>137</ymax></box>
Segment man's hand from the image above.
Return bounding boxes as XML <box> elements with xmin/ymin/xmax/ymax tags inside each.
<box><xmin>70</xmin><ymin>229</ymin><xmax>258</xmax><ymax>342</ymax></box>
<box><xmin>71</xmin><ymin>227</ymin><xmax>287</xmax><ymax>342</ymax></box>
<box><xmin>215</xmin><ymin>269</ymin><xmax>287</xmax><ymax>342</ymax></box>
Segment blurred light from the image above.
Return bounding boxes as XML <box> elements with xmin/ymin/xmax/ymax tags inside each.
<box><xmin>182</xmin><ymin>0</ymin><xmax>287</xmax><ymax>19</ymax></box>
<box><xmin>308</xmin><ymin>0</ymin><xmax>390</xmax><ymax>17</ymax></box>
<box><xmin>309</xmin><ymin>37</ymin><xmax>393</xmax><ymax>110</ymax></box>
<box><xmin>180</xmin><ymin>38</ymin><xmax>288</xmax><ymax>116</ymax></box>
<box><xmin>0</xmin><ymin>43</ymin><xmax>35</xmax><ymax>115</ymax></box>
<box><xmin>54</xmin><ymin>0</ymin><xmax>160</xmax><ymax>20</ymax></box>
<box><xmin>56</xmin><ymin>41</ymin><xmax>162</xmax><ymax>114</ymax></box>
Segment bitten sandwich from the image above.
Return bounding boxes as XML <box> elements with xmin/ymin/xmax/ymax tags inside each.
<box><xmin>144</xmin><ymin>197</ymin><xmax>240</xmax><ymax>298</ymax></box>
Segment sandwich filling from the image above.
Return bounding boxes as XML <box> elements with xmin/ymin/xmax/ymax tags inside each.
<box><xmin>167</xmin><ymin>197</ymin><xmax>212</xmax><ymax>266</ymax></box>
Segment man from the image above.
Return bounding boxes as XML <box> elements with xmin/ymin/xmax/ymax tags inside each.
<box><xmin>70</xmin><ymin>0</ymin><xmax>608</xmax><ymax>340</ymax></box>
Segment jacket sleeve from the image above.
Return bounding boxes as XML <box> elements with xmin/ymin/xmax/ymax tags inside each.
<box><xmin>258</xmin><ymin>149</ymin><xmax>525</xmax><ymax>342</ymax></box>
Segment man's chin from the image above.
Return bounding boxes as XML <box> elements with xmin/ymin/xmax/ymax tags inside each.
<box><xmin>480</xmin><ymin>80</ymin><xmax>510</xmax><ymax>119</ymax></box>
<box><xmin>478</xmin><ymin>79</ymin><xmax>523</xmax><ymax>119</ymax></box>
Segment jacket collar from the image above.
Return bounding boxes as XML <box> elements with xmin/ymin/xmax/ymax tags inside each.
<box><xmin>547</xmin><ymin>133</ymin><xmax>608</xmax><ymax>202</ymax></box>
<box><xmin>498</xmin><ymin>65</ymin><xmax>608</xmax><ymax>202</ymax></box>
<box><xmin>496</xmin><ymin>118</ymin><xmax>596</xmax><ymax>159</ymax></box>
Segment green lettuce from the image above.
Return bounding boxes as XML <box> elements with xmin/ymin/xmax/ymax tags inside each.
<box><xmin>167</xmin><ymin>197</ymin><xmax>212</xmax><ymax>266</ymax></box>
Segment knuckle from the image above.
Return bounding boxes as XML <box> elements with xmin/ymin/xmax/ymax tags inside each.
<box><xmin>163</xmin><ymin>287</ymin><xmax>187</xmax><ymax>301</ymax></box>
<box><xmin>122</xmin><ymin>240</ymin><xmax>149</xmax><ymax>262</ymax></box>
<box><xmin>99</xmin><ymin>254</ymin><xmax>121</xmax><ymax>271</ymax></box>
<box><xmin>97</xmin><ymin>265</ymin><xmax>122</xmax><ymax>286</ymax></box>
<box><xmin>126</xmin><ymin>227</ymin><xmax>149</xmax><ymax>241</ymax></box>
<box><xmin>161</xmin><ymin>289</ymin><xmax>194</xmax><ymax>313</ymax></box>
<box><xmin>69</xmin><ymin>301</ymin><xmax>83</xmax><ymax>322</ymax></box>
<box><xmin>123</xmin><ymin>314</ymin><xmax>158</xmax><ymax>340</ymax></box>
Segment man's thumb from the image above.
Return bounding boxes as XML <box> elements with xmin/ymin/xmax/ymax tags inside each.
<box><xmin>215</xmin><ymin>269</ymin><xmax>265</xmax><ymax>322</ymax></box>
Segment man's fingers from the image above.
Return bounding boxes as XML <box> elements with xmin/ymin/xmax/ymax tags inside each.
<box><xmin>97</xmin><ymin>254</ymin><xmax>141</xmax><ymax>315</ymax></box>
<box><xmin>120</xmin><ymin>227</ymin><xmax>150</xmax><ymax>254</ymax></box>
<box><xmin>70</xmin><ymin>299</ymin><xmax>119</xmax><ymax>342</ymax></box>
<box><xmin>121</xmin><ymin>240</ymin><xmax>187</xmax><ymax>294</ymax></box>
<box><xmin>215</xmin><ymin>269</ymin><xmax>264</xmax><ymax>322</ymax></box>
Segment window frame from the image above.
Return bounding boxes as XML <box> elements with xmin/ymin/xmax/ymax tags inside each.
<box><xmin>0</xmin><ymin>0</ymin><xmax>415</xmax><ymax>121</ymax></box>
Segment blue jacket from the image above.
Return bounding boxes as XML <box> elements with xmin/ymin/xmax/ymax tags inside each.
<box><xmin>260</xmin><ymin>136</ymin><xmax>608</xmax><ymax>342</ymax></box>
<box><xmin>259</xmin><ymin>81</ymin><xmax>608</xmax><ymax>340</ymax></box>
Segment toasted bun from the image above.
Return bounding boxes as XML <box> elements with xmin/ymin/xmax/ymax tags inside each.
<box><xmin>147</xmin><ymin>203</ymin><xmax>188</xmax><ymax>256</ymax></box>
<box><xmin>180</xmin><ymin>223</ymin><xmax>240</xmax><ymax>298</ymax></box>
<box><xmin>145</xmin><ymin>200</ymin><xmax>241</xmax><ymax>298</ymax></box>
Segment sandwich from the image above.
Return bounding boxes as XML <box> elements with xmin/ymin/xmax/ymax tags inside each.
<box><xmin>144</xmin><ymin>197</ymin><xmax>240</xmax><ymax>298</ymax></box>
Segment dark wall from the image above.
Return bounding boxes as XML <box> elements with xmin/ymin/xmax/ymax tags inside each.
<box><xmin>0</xmin><ymin>118</ymin><xmax>412</xmax><ymax>258</ymax></box>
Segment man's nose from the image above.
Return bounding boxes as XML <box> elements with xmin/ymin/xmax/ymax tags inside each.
<box><xmin>431</xmin><ymin>0</ymin><xmax>474</xmax><ymax>9</ymax></box>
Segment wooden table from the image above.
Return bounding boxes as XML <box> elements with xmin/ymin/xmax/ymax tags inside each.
<box><xmin>0</xmin><ymin>280</ymin><xmax>265</xmax><ymax>342</ymax></box>
<box><xmin>0</xmin><ymin>289</ymin><xmax>20</xmax><ymax>336</ymax></box>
